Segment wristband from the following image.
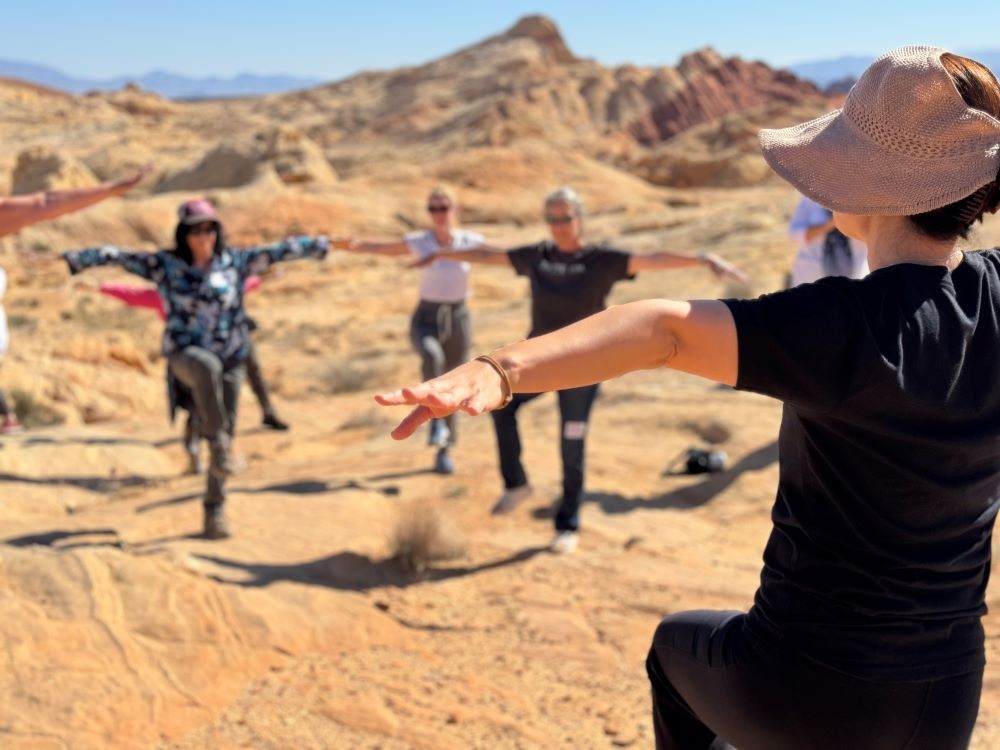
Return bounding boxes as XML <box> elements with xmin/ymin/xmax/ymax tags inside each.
<box><xmin>474</xmin><ymin>354</ymin><xmax>513</xmax><ymax>408</ymax></box>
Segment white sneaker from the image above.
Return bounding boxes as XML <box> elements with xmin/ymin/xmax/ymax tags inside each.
<box><xmin>490</xmin><ymin>484</ymin><xmax>533</xmax><ymax>515</ymax></box>
<box><xmin>550</xmin><ymin>531</ymin><xmax>579</xmax><ymax>555</ymax></box>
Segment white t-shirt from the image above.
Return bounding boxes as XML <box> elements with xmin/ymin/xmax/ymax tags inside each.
<box><xmin>788</xmin><ymin>197</ymin><xmax>869</xmax><ymax>286</ymax></box>
<box><xmin>405</xmin><ymin>229</ymin><xmax>484</xmax><ymax>304</ymax></box>
<box><xmin>0</xmin><ymin>267</ymin><xmax>8</xmax><ymax>357</ymax></box>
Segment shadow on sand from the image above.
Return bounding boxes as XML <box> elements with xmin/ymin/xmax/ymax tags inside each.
<box><xmin>532</xmin><ymin>439</ymin><xmax>779</xmax><ymax>520</ymax></box>
<box><xmin>195</xmin><ymin>546</ymin><xmax>549</xmax><ymax>592</ymax></box>
<box><xmin>0</xmin><ymin>472</ymin><xmax>168</xmax><ymax>493</ymax></box>
<box><xmin>18</xmin><ymin>436</ymin><xmax>155</xmax><ymax>449</ymax></box>
<box><xmin>2</xmin><ymin>528</ymin><xmax>126</xmax><ymax>550</ymax></box>
<box><xmin>134</xmin><ymin>477</ymin><xmax>403</xmax><ymax>515</ymax></box>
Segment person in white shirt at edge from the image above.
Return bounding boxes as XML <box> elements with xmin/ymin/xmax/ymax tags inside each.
<box><xmin>331</xmin><ymin>186</ymin><xmax>482</xmax><ymax>475</ymax></box>
<box><xmin>788</xmin><ymin>195</ymin><xmax>869</xmax><ymax>285</ymax></box>
<box><xmin>0</xmin><ymin>165</ymin><xmax>151</xmax><ymax>434</ymax></box>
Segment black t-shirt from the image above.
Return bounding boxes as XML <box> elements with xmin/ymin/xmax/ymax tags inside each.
<box><xmin>723</xmin><ymin>249</ymin><xmax>1000</xmax><ymax>682</ymax></box>
<box><xmin>507</xmin><ymin>241</ymin><xmax>633</xmax><ymax>337</ymax></box>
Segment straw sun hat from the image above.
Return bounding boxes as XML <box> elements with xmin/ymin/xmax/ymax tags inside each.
<box><xmin>760</xmin><ymin>46</ymin><xmax>1000</xmax><ymax>216</ymax></box>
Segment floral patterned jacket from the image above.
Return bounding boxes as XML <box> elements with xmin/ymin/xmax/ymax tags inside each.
<box><xmin>64</xmin><ymin>236</ymin><xmax>327</xmax><ymax>362</ymax></box>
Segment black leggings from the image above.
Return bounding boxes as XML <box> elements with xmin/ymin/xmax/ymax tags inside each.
<box><xmin>491</xmin><ymin>384</ymin><xmax>600</xmax><ymax>531</ymax></box>
<box><xmin>647</xmin><ymin>610</ymin><xmax>982</xmax><ymax>750</ymax></box>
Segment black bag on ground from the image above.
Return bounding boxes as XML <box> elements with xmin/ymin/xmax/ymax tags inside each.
<box><xmin>665</xmin><ymin>447</ymin><xmax>728</xmax><ymax>476</ymax></box>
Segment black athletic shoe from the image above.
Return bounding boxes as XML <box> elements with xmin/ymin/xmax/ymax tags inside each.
<box><xmin>434</xmin><ymin>447</ymin><xmax>455</xmax><ymax>475</ymax></box>
<box><xmin>262</xmin><ymin>413</ymin><xmax>290</xmax><ymax>431</ymax></box>
<box><xmin>202</xmin><ymin>505</ymin><xmax>232</xmax><ymax>540</ymax></box>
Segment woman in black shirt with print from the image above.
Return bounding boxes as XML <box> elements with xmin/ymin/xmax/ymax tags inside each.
<box><xmin>381</xmin><ymin>48</ymin><xmax>1000</xmax><ymax>749</ymax></box>
<box><xmin>424</xmin><ymin>186</ymin><xmax>745</xmax><ymax>554</ymax></box>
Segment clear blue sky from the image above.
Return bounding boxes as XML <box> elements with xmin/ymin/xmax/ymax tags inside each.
<box><xmin>2</xmin><ymin>0</ymin><xmax>996</xmax><ymax>79</ymax></box>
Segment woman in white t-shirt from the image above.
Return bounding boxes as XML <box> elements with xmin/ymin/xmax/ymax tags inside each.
<box><xmin>333</xmin><ymin>186</ymin><xmax>483</xmax><ymax>474</ymax></box>
<box><xmin>788</xmin><ymin>195</ymin><xmax>869</xmax><ymax>285</ymax></box>
<box><xmin>0</xmin><ymin>266</ymin><xmax>19</xmax><ymax>433</ymax></box>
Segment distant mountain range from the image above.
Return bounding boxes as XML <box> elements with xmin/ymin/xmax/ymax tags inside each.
<box><xmin>0</xmin><ymin>58</ymin><xmax>322</xmax><ymax>99</ymax></box>
<box><xmin>3</xmin><ymin>45</ymin><xmax>998</xmax><ymax>100</ymax></box>
<box><xmin>790</xmin><ymin>49</ymin><xmax>1000</xmax><ymax>88</ymax></box>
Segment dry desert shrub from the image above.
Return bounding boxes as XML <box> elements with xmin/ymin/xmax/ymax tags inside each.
<box><xmin>337</xmin><ymin>407</ymin><xmax>392</xmax><ymax>432</ymax></box>
<box><xmin>6</xmin><ymin>313</ymin><xmax>37</xmax><ymax>332</ymax></box>
<box><xmin>391</xmin><ymin>499</ymin><xmax>465</xmax><ymax>575</ymax></box>
<box><xmin>12</xmin><ymin>389</ymin><xmax>64</xmax><ymax>428</ymax></box>
<box><xmin>324</xmin><ymin>360</ymin><xmax>379</xmax><ymax>394</ymax></box>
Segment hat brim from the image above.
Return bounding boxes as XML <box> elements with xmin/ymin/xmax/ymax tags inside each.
<box><xmin>181</xmin><ymin>214</ymin><xmax>219</xmax><ymax>226</ymax></box>
<box><xmin>760</xmin><ymin>110</ymin><xmax>1000</xmax><ymax>216</ymax></box>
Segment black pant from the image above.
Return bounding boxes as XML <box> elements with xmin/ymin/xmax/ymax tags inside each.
<box><xmin>168</xmin><ymin>347</ymin><xmax>245</xmax><ymax>507</ymax></box>
<box><xmin>646</xmin><ymin>610</ymin><xmax>982</xmax><ymax>750</ymax></box>
<box><xmin>244</xmin><ymin>339</ymin><xmax>275</xmax><ymax>418</ymax></box>
<box><xmin>410</xmin><ymin>300</ymin><xmax>471</xmax><ymax>444</ymax></box>
<box><xmin>490</xmin><ymin>384</ymin><xmax>600</xmax><ymax>531</ymax></box>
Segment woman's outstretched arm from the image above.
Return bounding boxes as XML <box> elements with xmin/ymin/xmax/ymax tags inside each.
<box><xmin>63</xmin><ymin>245</ymin><xmax>164</xmax><ymax>281</ymax></box>
<box><xmin>96</xmin><ymin>282</ymin><xmax>163</xmax><ymax>312</ymax></box>
<box><xmin>629</xmin><ymin>250</ymin><xmax>748</xmax><ymax>283</ymax></box>
<box><xmin>376</xmin><ymin>298</ymin><xmax>737</xmax><ymax>439</ymax></box>
<box><xmin>0</xmin><ymin>165</ymin><xmax>152</xmax><ymax>238</ymax></box>
<box><xmin>237</xmin><ymin>235</ymin><xmax>329</xmax><ymax>275</ymax></box>
<box><xmin>410</xmin><ymin>245</ymin><xmax>513</xmax><ymax>267</ymax></box>
<box><xmin>331</xmin><ymin>237</ymin><xmax>410</xmax><ymax>257</ymax></box>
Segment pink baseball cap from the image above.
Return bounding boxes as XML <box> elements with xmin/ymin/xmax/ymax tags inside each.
<box><xmin>177</xmin><ymin>198</ymin><xmax>220</xmax><ymax>225</ymax></box>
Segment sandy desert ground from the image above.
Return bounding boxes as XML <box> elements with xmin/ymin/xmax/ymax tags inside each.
<box><xmin>3</xmin><ymin>15</ymin><xmax>1000</xmax><ymax>750</ymax></box>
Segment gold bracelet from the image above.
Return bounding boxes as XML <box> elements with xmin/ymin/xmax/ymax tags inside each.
<box><xmin>474</xmin><ymin>354</ymin><xmax>513</xmax><ymax>408</ymax></box>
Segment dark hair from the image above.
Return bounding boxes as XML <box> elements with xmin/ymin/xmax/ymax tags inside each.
<box><xmin>909</xmin><ymin>54</ymin><xmax>1000</xmax><ymax>241</ymax></box>
<box><xmin>173</xmin><ymin>220</ymin><xmax>225</xmax><ymax>265</ymax></box>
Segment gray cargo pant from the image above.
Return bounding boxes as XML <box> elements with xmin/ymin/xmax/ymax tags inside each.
<box><xmin>169</xmin><ymin>346</ymin><xmax>245</xmax><ymax>507</ymax></box>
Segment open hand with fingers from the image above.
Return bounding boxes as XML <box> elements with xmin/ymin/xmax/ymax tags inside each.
<box><xmin>701</xmin><ymin>253</ymin><xmax>750</xmax><ymax>284</ymax></box>
<box><xmin>109</xmin><ymin>164</ymin><xmax>154</xmax><ymax>196</ymax></box>
<box><xmin>375</xmin><ymin>357</ymin><xmax>508</xmax><ymax>440</ymax></box>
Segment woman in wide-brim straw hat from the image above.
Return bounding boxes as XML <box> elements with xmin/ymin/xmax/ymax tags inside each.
<box><xmin>376</xmin><ymin>47</ymin><xmax>1000</xmax><ymax>749</ymax></box>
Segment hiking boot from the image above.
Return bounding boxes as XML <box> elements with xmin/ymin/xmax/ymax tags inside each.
<box><xmin>262</xmin><ymin>412</ymin><xmax>289</xmax><ymax>431</ymax></box>
<box><xmin>208</xmin><ymin>432</ymin><xmax>234</xmax><ymax>479</ymax></box>
<box><xmin>490</xmin><ymin>484</ymin><xmax>532</xmax><ymax>515</ymax></box>
<box><xmin>202</xmin><ymin>505</ymin><xmax>232</xmax><ymax>540</ymax></box>
<box><xmin>434</xmin><ymin>447</ymin><xmax>455</xmax><ymax>475</ymax></box>
<box><xmin>427</xmin><ymin>419</ymin><xmax>450</xmax><ymax>448</ymax></box>
<box><xmin>550</xmin><ymin>530</ymin><xmax>579</xmax><ymax>555</ymax></box>
<box><xmin>0</xmin><ymin>418</ymin><xmax>24</xmax><ymax>435</ymax></box>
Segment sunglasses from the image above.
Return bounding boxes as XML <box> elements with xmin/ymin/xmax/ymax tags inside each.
<box><xmin>544</xmin><ymin>214</ymin><xmax>576</xmax><ymax>225</ymax></box>
<box><xmin>188</xmin><ymin>223</ymin><xmax>217</xmax><ymax>236</ymax></box>
<box><xmin>427</xmin><ymin>204</ymin><xmax>452</xmax><ymax>213</ymax></box>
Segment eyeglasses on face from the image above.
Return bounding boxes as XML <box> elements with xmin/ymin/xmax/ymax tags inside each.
<box><xmin>544</xmin><ymin>214</ymin><xmax>576</xmax><ymax>225</ymax></box>
<box><xmin>188</xmin><ymin>223</ymin><xmax>217</xmax><ymax>236</ymax></box>
<box><xmin>427</xmin><ymin>204</ymin><xmax>452</xmax><ymax>213</ymax></box>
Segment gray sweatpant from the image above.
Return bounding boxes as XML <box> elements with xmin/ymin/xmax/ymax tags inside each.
<box><xmin>409</xmin><ymin>300</ymin><xmax>471</xmax><ymax>444</ymax></box>
<box><xmin>169</xmin><ymin>346</ymin><xmax>245</xmax><ymax>507</ymax></box>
